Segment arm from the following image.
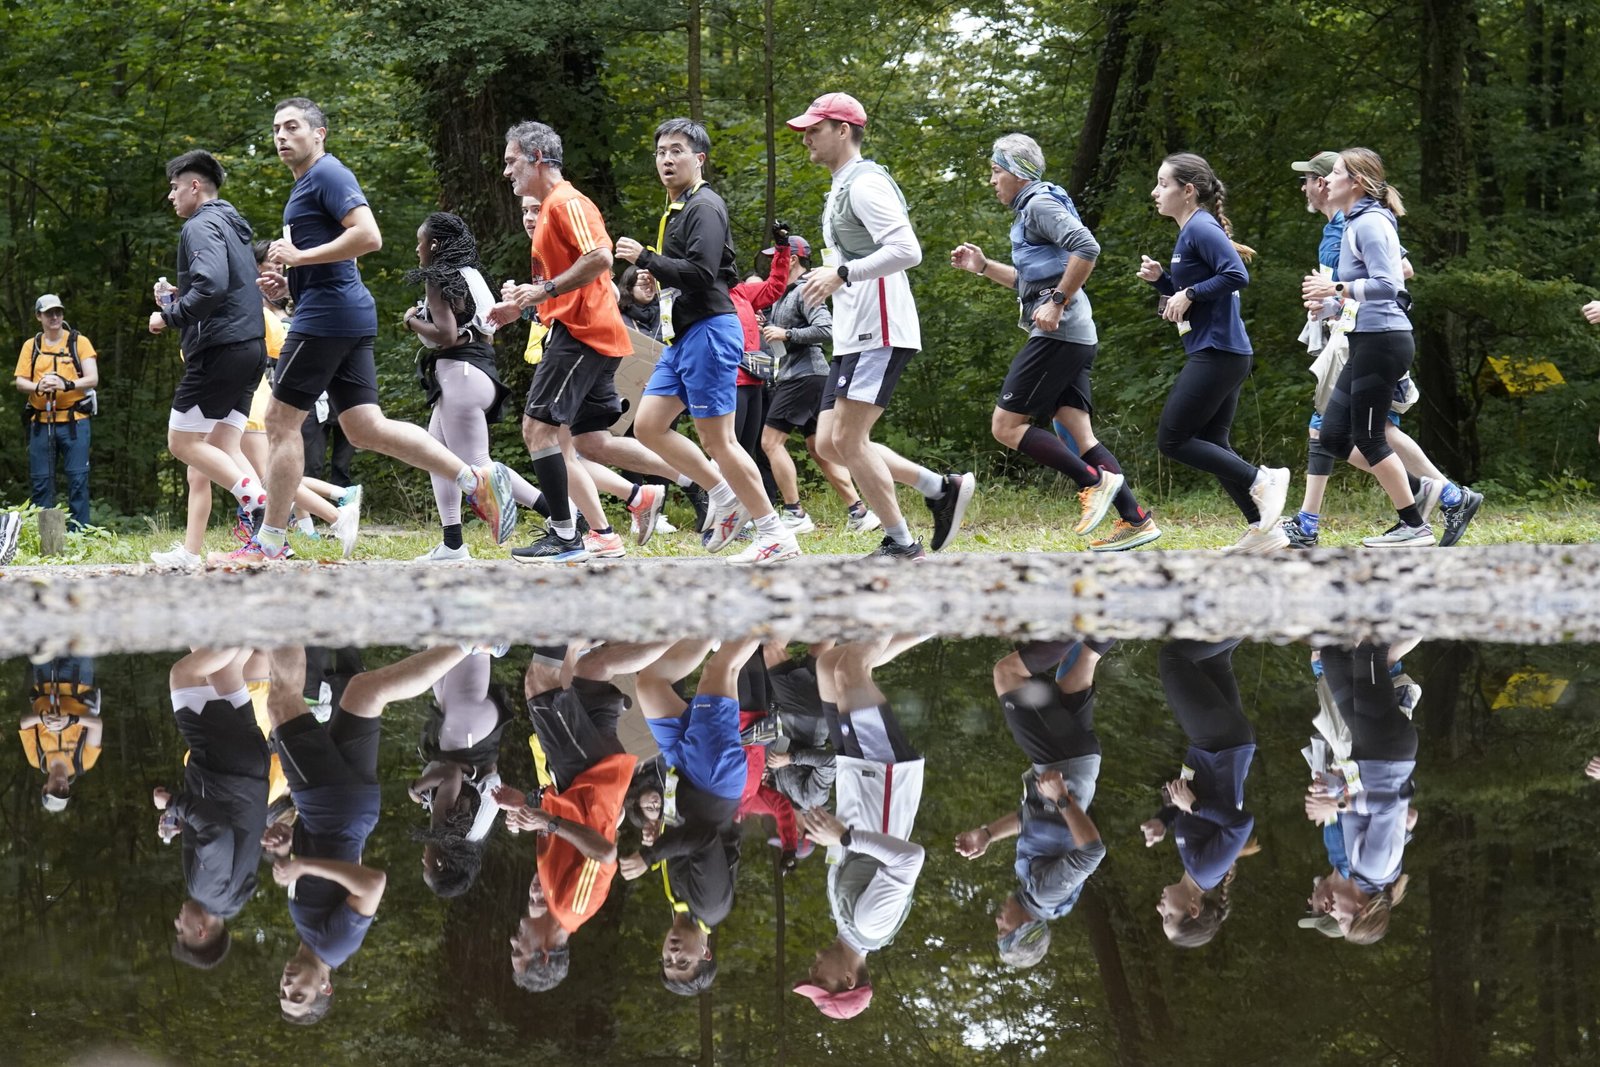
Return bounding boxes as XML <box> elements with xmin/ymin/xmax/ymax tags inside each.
<box><xmin>637</xmin><ymin>200</ymin><xmax>725</xmax><ymax>292</ymax></box>
<box><xmin>736</xmin><ymin>245</ymin><xmax>790</xmax><ymax>312</ymax></box>
<box><xmin>1054</xmin><ymin>793</ymin><xmax>1101</xmax><ymax>845</ymax></box>
<box><xmin>283</xmin><ymin>856</ymin><xmax>387</xmax><ymax>916</ymax></box>
<box><xmin>1186</xmin><ymin>224</ymin><xmax>1250</xmax><ymax>301</ymax></box>
<box><xmin>546</xmin><ymin>814</ymin><xmax>617</xmax><ymax>865</ymax></box>
<box><xmin>71</xmin><ymin>357</ymin><xmax>98</xmax><ymax>393</ymax></box>
<box><xmin>79</xmin><ymin>715</ymin><xmax>104</xmax><ymax>747</ymax></box>
<box><xmin>843</xmin><ymin>174</ymin><xmax>922</xmax><ymax>280</ymax></box>
<box><xmin>272</xmin><ymin>205</ymin><xmax>382</xmax><ymax>267</ymax></box>
<box><xmin>954</xmin><ymin>809</ymin><xmax>1021</xmax><ymax>858</ymax></box>
<box><xmin>405</xmin><ymin>281</ymin><xmax>458</xmax><ymax>347</ymax></box>
<box><xmin>640</xmin><ymin>819</ymin><xmax>719</xmax><ymax>864</ymax></box>
<box><xmin>164</xmin><ymin>222</ymin><xmax>228</xmax><ymax>328</ymax></box>
<box><xmin>509</xmin><ymin>247</ymin><xmax>615</xmax><ymax>311</ymax></box>
<box><xmin>1347</xmin><ymin>217</ymin><xmax>1404</xmax><ymax>303</ymax></box>
<box><xmin>951</xmin><ymin>243</ymin><xmax>1018</xmax><ymax>288</ymax></box>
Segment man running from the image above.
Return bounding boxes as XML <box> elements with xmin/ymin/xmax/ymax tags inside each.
<box><xmin>787</xmin><ymin>92</ymin><xmax>974</xmax><ymax>559</ymax></box>
<box><xmin>951</xmin><ymin>134</ymin><xmax>1159</xmax><ymax>551</ymax></box>
<box><xmin>616</xmin><ymin>119</ymin><xmax>801</xmax><ymax>566</ymax></box>
<box><xmin>234</xmin><ymin>97</ymin><xmax>514</xmax><ymax>563</ymax></box>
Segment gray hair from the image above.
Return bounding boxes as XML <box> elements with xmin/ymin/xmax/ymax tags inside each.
<box><xmin>655</xmin><ymin>118</ymin><xmax>710</xmax><ymax>158</ymax></box>
<box><xmin>506</xmin><ymin>121</ymin><xmax>564</xmax><ymax>167</ymax></box>
<box><xmin>991</xmin><ymin>133</ymin><xmax>1045</xmax><ymax>181</ymax></box>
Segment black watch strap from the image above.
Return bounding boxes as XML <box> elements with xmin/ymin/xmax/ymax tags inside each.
<box><xmin>1048</xmin><ymin>289</ymin><xmax>1067</xmax><ymax>305</ymax></box>
<box><xmin>543</xmin><ymin>280</ymin><xmax>559</xmax><ymax>297</ymax></box>
<box><xmin>836</xmin><ymin>264</ymin><xmax>851</xmax><ymax>284</ymax></box>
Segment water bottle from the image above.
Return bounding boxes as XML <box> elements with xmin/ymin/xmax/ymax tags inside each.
<box><xmin>157</xmin><ymin>276</ymin><xmax>176</xmax><ymax>311</ymax></box>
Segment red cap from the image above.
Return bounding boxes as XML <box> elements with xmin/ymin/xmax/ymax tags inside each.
<box><xmin>793</xmin><ymin>981</ymin><xmax>873</xmax><ymax>1019</ymax></box>
<box><xmin>786</xmin><ymin>93</ymin><xmax>867</xmax><ymax>131</ymax></box>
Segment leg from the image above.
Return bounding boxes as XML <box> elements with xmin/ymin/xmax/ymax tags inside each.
<box><xmin>572</xmin><ymin>429</ymin><xmax>685</xmax><ymax>484</ymax></box>
<box><xmin>262</xmin><ymin>398</ymin><xmax>311</xmax><ymax>529</ymax></box>
<box><xmin>339</xmin><ymin>645</ymin><xmax>469</xmax><ymax>719</ymax></box>
<box><xmin>634</xmin><ymin>395</ymin><xmax>721</xmax><ymax>490</ymax></box>
<box><xmin>572</xmin><ymin>641</ymin><xmax>676</xmax><ymax>682</ymax></box>
<box><xmin>696</xmin><ymin>413</ymin><xmax>777</xmax><ymax>520</ymax></box>
<box><xmin>27</xmin><ymin>423</ymin><xmax>57</xmax><ymax>511</ymax></box>
<box><xmin>1341</xmin><ymin>334</ymin><xmax>1417</xmax><ymax>513</ymax></box>
<box><xmin>427</xmin><ymin>406</ymin><xmax>462</xmax><ymax>526</ymax></box>
<box><xmin>338</xmin><ymin>403</ymin><xmax>467</xmax><ymax>482</ymax></box>
<box><xmin>804</xmin><ymin>434</ymin><xmax>860</xmax><ymax>508</ymax></box>
<box><xmin>1386</xmin><ymin>423</ymin><xmax>1448</xmax><ymax>483</ymax></box>
<box><xmin>182</xmin><ymin>464</ymin><xmax>212</xmax><ymax>555</ymax></box>
<box><xmin>637</xmin><ymin>638</ymin><xmax>717</xmax><ymax>718</ymax></box>
<box><xmin>829</xmin><ymin>399</ymin><xmax>902</xmax><ymax>528</ymax></box>
<box><xmin>1156</xmin><ymin>352</ymin><xmax>1259</xmax><ymax>523</ymax></box>
<box><xmin>1157</xmin><ymin>640</ymin><xmax>1254</xmax><ymax>750</ymax></box>
<box><xmin>62</xmin><ymin>419</ymin><xmax>91</xmax><ymax>529</ymax></box>
<box><xmin>556</xmin><ymin>425</ymin><xmax>610</xmax><ymax>531</ymax></box>
<box><xmin>762</xmin><ymin>425</ymin><xmax>802</xmax><ymax>506</ymax></box>
<box><xmin>582</xmin><ymin>456</ymin><xmax>637</xmax><ymax>502</ymax></box>
<box><xmin>167</xmin><ymin>428</ymin><xmax>250</xmax><ymax>497</ymax></box>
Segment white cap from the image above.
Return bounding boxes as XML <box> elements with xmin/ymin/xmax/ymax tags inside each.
<box><xmin>34</xmin><ymin>294</ymin><xmax>64</xmax><ymax>314</ymax></box>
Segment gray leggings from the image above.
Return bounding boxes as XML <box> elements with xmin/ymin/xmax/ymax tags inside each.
<box><xmin>432</xmin><ymin>654</ymin><xmax>500</xmax><ymax>752</ymax></box>
<box><xmin>428</xmin><ymin>358</ymin><xmax>542</xmax><ymax>525</ymax></box>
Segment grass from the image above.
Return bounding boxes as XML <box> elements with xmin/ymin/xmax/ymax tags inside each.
<box><xmin>8</xmin><ymin>474</ymin><xmax>1598</xmax><ymax>566</ymax></box>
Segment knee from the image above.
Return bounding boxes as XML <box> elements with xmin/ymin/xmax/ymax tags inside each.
<box><xmin>1156</xmin><ymin>425</ymin><xmax>1184</xmax><ymax>459</ymax></box>
<box><xmin>522</xmin><ymin>417</ymin><xmax>555</xmax><ymax>452</ymax></box>
<box><xmin>990</xmin><ymin>410</ymin><xmax>1026</xmax><ymax>450</ymax></box>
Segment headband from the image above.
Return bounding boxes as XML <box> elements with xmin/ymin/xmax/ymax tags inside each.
<box><xmin>991</xmin><ymin>147</ymin><xmax>1044</xmax><ymax>182</ymax></box>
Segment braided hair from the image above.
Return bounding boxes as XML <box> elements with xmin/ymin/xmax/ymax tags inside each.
<box><xmin>1162</xmin><ymin>153</ymin><xmax>1257</xmax><ymax>262</ymax></box>
<box><xmin>1167</xmin><ymin>836</ymin><xmax>1261</xmax><ymax>948</ymax></box>
<box><xmin>411</xmin><ymin>794</ymin><xmax>487</xmax><ymax>899</ymax></box>
<box><xmin>404</xmin><ymin>211</ymin><xmax>480</xmax><ymax>312</ymax></box>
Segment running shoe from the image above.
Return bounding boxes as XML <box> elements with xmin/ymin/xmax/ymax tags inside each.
<box><xmin>207</xmin><ymin>538</ymin><xmax>292</xmax><ymax>565</ymax></box>
<box><xmin>656</xmin><ymin>514</ymin><xmax>678</xmax><ymax>535</ymax></box>
<box><xmin>845</xmin><ymin>506</ymin><xmax>881</xmax><ymax>534</ymax></box>
<box><xmin>510</xmin><ymin>526</ymin><xmax>590</xmax><ymax>564</ymax></box>
<box><xmin>685</xmin><ymin>485</ymin><xmax>710</xmax><ymax>535</ymax></box>
<box><xmin>627</xmin><ymin>484</ymin><xmax>666</xmax><ymax>547</ymax></box>
<box><xmin>414</xmin><ymin>543</ymin><xmax>471</xmax><ymax>562</ymax></box>
<box><xmin>1280</xmin><ymin>517</ymin><xmax>1319</xmax><ymax>549</ymax></box>
<box><xmin>150</xmin><ymin>543</ymin><xmax>202</xmax><ymax>567</ymax></box>
<box><xmin>465</xmin><ymin>463</ymin><xmax>519</xmax><ymax>545</ymax></box>
<box><xmin>1438</xmin><ymin>487</ymin><xmax>1483</xmax><ymax>547</ymax></box>
<box><xmin>1415</xmin><ymin>477</ymin><xmax>1444</xmax><ymax>524</ymax></box>
<box><xmin>584</xmin><ymin>529</ymin><xmax>627</xmax><ymax>559</ymax></box>
<box><xmin>865</xmin><ymin>536</ymin><xmax>926</xmax><ymax>561</ymax></box>
<box><xmin>702</xmin><ymin>498</ymin><xmax>751</xmax><ymax>553</ymax></box>
<box><xmin>336</xmin><ymin>484</ymin><xmax>363</xmax><ymax>508</ymax></box>
<box><xmin>1073</xmin><ymin>468</ymin><xmax>1125</xmax><ymax>536</ymax></box>
<box><xmin>727</xmin><ymin>530</ymin><xmax>801</xmax><ymax>565</ymax></box>
<box><xmin>231</xmin><ymin>505</ymin><xmax>253</xmax><ymax>544</ymax></box>
<box><xmin>778</xmin><ymin>508</ymin><xmax>817</xmax><ymax>535</ymax></box>
<box><xmin>1361</xmin><ymin>522</ymin><xmax>1436</xmax><ymax>549</ymax></box>
<box><xmin>330</xmin><ymin>489</ymin><xmax>361</xmax><ymax>559</ymax></box>
<box><xmin>292</xmin><ymin>516</ymin><xmax>318</xmax><ymax>538</ymax></box>
<box><xmin>1248</xmin><ymin>466</ymin><xmax>1291</xmax><ymax>532</ymax></box>
<box><xmin>1088</xmin><ymin>515</ymin><xmax>1162</xmax><ymax>552</ymax></box>
<box><xmin>1221</xmin><ymin>524</ymin><xmax>1290</xmax><ymax>556</ymax></box>
<box><xmin>0</xmin><ymin>512</ymin><xmax>19</xmax><ymax>566</ymax></box>
<box><xmin>926</xmin><ymin>471</ymin><xmax>975</xmax><ymax>552</ymax></box>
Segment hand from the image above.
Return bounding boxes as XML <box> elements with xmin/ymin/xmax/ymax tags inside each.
<box><xmin>799</xmin><ymin>267</ymin><xmax>844</xmax><ymax>309</ymax></box>
<box><xmin>765</xmin><ymin>748</ymin><xmax>792</xmax><ymax>768</ymax></box>
<box><xmin>152</xmin><ymin>280</ymin><xmax>176</xmax><ymax>307</ymax></box>
<box><xmin>1136</xmin><ymin>255</ymin><xmax>1164</xmax><ymax>283</ymax></box>
<box><xmin>1165</xmin><ymin>778</ymin><xmax>1195</xmax><ymax>813</ymax></box>
<box><xmin>1036</xmin><ymin>769</ymin><xmax>1068</xmax><ymax>803</ymax></box>
<box><xmin>614</xmin><ymin>237</ymin><xmax>644</xmax><ymax>264</ymax></box>
<box><xmin>1305</xmin><ymin>792</ymin><xmax>1341</xmax><ymax>823</ymax></box>
<box><xmin>272</xmin><ymin>856</ymin><xmax>301</xmax><ymax>887</ymax></box>
<box><xmin>772</xmin><ymin>218</ymin><xmax>791</xmax><ymax>244</ymax></box>
<box><xmin>402</xmin><ymin>304</ymin><xmax>421</xmax><ymax>329</ymax></box>
<box><xmin>949</xmin><ymin>242</ymin><xmax>987</xmax><ymax>275</ymax></box>
<box><xmin>1302</xmin><ymin>274</ymin><xmax>1338</xmax><ymax>303</ymax></box>
<box><xmin>1309</xmin><ymin>770</ymin><xmax>1347</xmax><ymax>799</ymax></box>
<box><xmin>760</xmin><ymin>323</ymin><xmax>789</xmax><ymax>346</ymax></box>
<box><xmin>800</xmin><ymin>807</ymin><xmax>847</xmax><ymax>847</ymax></box>
<box><xmin>779</xmin><ymin>849</ymin><xmax>798</xmax><ymax>876</ymax></box>
<box><xmin>1161</xmin><ymin>290</ymin><xmax>1192</xmax><ymax>323</ymax></box>
<box><xmin>148</xmin><ymin>311</ymin><xmax>167</xmax><ymax>335</ymax></box>
<box><xmin>953</xmin><ymin>827</ymin><xmax>990</xmax><ymax>860</ymax></box>
<box><xmin>1582</xmin><ymin>300</ymin><xmax>1600</xmax><ymax>325</ymax></box>
<box><xmin>513</xmin><ymin>807</ymin><xmax>553</xmax><ymax>834</ymax></box>
<box><xmin>41</xmin><ymin>711</ymin><xmax>70</xmax><ymax>731</ymax></box>
<box><xmin>407</xmin><ymin>779</ymin><xmax>427</xmax><ymax>805</ymax></box>
<box><xmin>36</xmin><ymin>374</ymin><xmax>63</xmax><ymax>394</ymax></box>
<box><xmin>265</xmin><ymin>238</ymin><xmax>302</xmax><ymax>270</ymax></box>
<box><xmin>1585</xmin><ymin>756</ymin><xmax>1600</xmax><ymax>780</ymax></box>
<box><xmin>260</xmin><ymin>823</ymin><xmax>293</xmax><ymax>856</ymax></box>
<box><xmin>151</xmin><ymin>787</ymin><xmax>171</xmax><ymax>811</ymax></box>
<box><xmin>1140</xmin><ymin>818</ymin><xmax>1167</xmax><ymax>847</ymax></box>
<box><xmin>491</xmin><ymin>784</ymin><xmax>529</xmax><ymax>811</ymax></box>
<box><xmin>487</xmin><ymin>301</ymin><xmax>521</xmax><ymax>328</ymax></box>
<box><xmin>257</xmin><ymin>267</ymin><xmax>288</xmax><ymax>301</ymax></box>
<box><xmin>619</xmin><ymin>853</ymin><xmax>648</xmax><ymax>880</ymax></box>
<box><xmin>1031</xmin><ymin>299</ymin><xmax>1064</xmax><ymax>332</ymax></box>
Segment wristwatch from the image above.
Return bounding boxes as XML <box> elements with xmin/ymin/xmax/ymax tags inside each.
<box><xmin>542</xmin><ymin>280</ymin><xmax>558</xmax><ymax>298</ymax></box>
<box><xmin>1334</xmin><ymin>282</ymin><xmax>1346</xmax><ymax>296</ymax></box>
<box><xmin>1054</xmin><ymin>795</ymin><xmax>1073</xmax><ymax>811</ymax></box>
<box><xmin>1183</xmin><ymin>287</ymin><xmax>1196</xmax><ymax>302</ymax></box>
<box><xmin>1047</xmin><ymin>289</ymin><xmax>1067</xmax><ymax>306</ymax></box>
<box><xmin>836</xmin><ymin>264</ymin><xmax>851</xmax><ymax>285</ymax></box>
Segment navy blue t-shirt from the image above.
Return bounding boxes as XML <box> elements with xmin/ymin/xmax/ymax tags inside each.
<box><xmin>287</xmin><ymin>783</ymin><xmax>381</xmax><ymax>968</ymax></box>
<box><xmin>1152</xmin><ymin>209</ymin><xmax>1252</xmax><ymax>356</ymax></box>
<box><xmin>282</xmin><ymin>154</ymin><xmax>379</xmax><ymax>337</ymax></box>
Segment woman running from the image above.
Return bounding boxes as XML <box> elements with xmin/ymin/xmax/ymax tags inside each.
<box><xmin>1301</xmin><ymin>149</ymin><xmax>1432</xmax><ymax>547</ymax></box>
<box><xmin>1138</xmin><ymin>153</ymin><xmax>1288</xmax><ymax>554</ymax></box>
<box><xmin>403</xmin><ymin>212</ymin><xmax>544</xmax><ymax>561</ymax></box>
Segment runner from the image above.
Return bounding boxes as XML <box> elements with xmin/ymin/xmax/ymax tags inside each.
<box><xmin>233</xmin><ymin>96</ymin><xmax>514</xmax><ymax>563</ymax></box>
<box><xmin>788</xmin><ymin>93</ymin><xmax>974</xmax><ymax>559</ymax></box>
<box><xmin>491</xmin><ymin>121</ymin><xmax>637</xmax><ymax>563</ymax></box>
<box><xmin>1137</xmin><ymin>152</ymin><xmax>1289</xmax><ymax>554</ymax></box>
<box><xmin>615</xmin><ymin>119</ymin><xmax>801</xmax><ymax>565</ymax></box>
<box><xmin>403</xmin><ymin>211</ymin><xmax>548</xmax><ymax>561</ymax></box>
<box><xmin>951</xmin><ymin>133</ymin><xmax>1159</xmax><ymax>551</ymax></box>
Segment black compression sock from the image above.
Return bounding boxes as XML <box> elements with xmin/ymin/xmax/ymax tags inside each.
<box><xmin>443</xmin><ymin>523</ymin><xmax>464</xmax><ymax>550</ymax></box>
<box><xmin>1081</xmin><ymin>443</ymin><xmax>1146</xmax><ymax>524</ymax></box>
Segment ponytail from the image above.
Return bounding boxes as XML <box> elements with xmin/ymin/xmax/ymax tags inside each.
<box><xmin>1340</xmin><ymin>148</ymin><xmax>1407</xmax><ymax>218</ymax></box>
<box><xmin>1345</xmin><ymin>872</ymin><xmax>1408</xmax><ymax>945</ymax></box>
<box><xmin>1163</xmin><ymin>152</ymin><xmax>1256</xmax><ymax>261</ymax></box>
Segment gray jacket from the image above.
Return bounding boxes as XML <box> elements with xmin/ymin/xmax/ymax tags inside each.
<box><xmin>764</xmin><ymin>283</ymin><xmax>832</xmax><ymax>380</ymax></box>
<box><xmin>163</xmin><ymin>199</ymin><xmax>266</xmax><ymax>354</ymax></box>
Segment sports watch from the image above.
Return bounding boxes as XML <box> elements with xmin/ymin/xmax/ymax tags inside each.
<box><xmin>542</xmin><ymin>280</ymin><xmax>558</xmax><ymax>297</ymax></box>
<box><xmin>1047</xmin><ymin>289</ymin><xmax>1067</xmax><ymax>306</ymax></box>
<box><xmin>836</xmin><ymin>264</ymin><xmax>851</xmax><ymax>285</ymax></box>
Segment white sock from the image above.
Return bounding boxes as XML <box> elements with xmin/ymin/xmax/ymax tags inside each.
<box><xmin>754</xmin><ymin>512</ymin><xmax>781</xmax><ymax>537</ymax></box>
<box><xmin>709</xmin><ymin>481</ymin><xmax>737</xmax><ymax>508</ymax></box>
<box><xmin>675</xmin><ymin>474</ymin><xmax>694</xmax><ymax>489</ymax></box>
<box><xmin>552</xmin><ymin>519</ymin><xmax>577</xmax><ymax>539</ymax></box>
<box><xmin>914</xmin><ymin>469</ymin><xmax>944</xmax><ymax>498</ymax></box>
<box><xmin>884</xmin><ymin>520</ymin><xmax>912</xmax><ymax>546</ymax></box>
<box><xmin>455</xmin><ymin>466</ymin><xmax>479</xmax><ymax>493</ymax></box>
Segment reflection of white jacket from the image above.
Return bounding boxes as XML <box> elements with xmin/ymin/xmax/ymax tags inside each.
<box><xmin>828</xmin><ymin>755</ymin><xmax>925</xmax><ymax>953</ymax></box>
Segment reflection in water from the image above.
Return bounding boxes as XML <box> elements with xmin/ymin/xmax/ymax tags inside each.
<box><xmin>10</xmin><ymin>634</ymin><xmax>1600</xmax><ymax>1063</ymax></box>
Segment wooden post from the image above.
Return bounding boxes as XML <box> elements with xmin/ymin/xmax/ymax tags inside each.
<box><xmin>37</xmin><ymin>509</ymin><xmax>66</xmax><ymax>556</ymax></box>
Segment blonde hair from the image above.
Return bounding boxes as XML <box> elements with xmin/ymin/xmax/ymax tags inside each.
<box><xmin>1340</xmin><ymin>148</ymin><xmax>1406</xmax><ymax>217</ymax></box>
<box><xmin>1345</xmin><ymin>873</ymin><xmax>1409</xmax><ymax>945</ymax></box>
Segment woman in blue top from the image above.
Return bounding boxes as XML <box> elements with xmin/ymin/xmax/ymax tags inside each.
<box><xmin>1301</xmin><ymin>149</ymin><xmax>1433</xmax><ymax>548</ymax></box>
<box><xmin>1138</xmin><ymin>154</ymin><xmax>1290</xmax><ymax>555</ymax></box>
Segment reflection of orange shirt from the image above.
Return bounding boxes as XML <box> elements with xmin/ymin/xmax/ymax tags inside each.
<box><xmin>537</xmin><ymin>753</ymin><xmax>636</xmax><ymax>933</ymax></box>
<box><xmin>19</xmin><ymin>722</ymin><xmax>101</xmax><ymax>777</ymax></box>
<box><xmin>532</xmin><ymin>181</ymin><xmax>631</xmax><ymax>357</ymax></box>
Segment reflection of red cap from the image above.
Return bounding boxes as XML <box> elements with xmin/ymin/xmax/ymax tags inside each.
<box><xmin>786</xmin><ymin>93</ymin><xmax>868</xmax><ymax>131</ymax></box>
<box><xmin>793</xmin><ymin>981</ymin><xmax>872</xmax><ymax>1019</ymax></box>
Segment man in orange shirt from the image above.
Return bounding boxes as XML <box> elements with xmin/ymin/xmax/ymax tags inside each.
<box><xmin>492</xmin><ymin>121</ymin><xmax>635</xmax><ymax>563</ymax></box>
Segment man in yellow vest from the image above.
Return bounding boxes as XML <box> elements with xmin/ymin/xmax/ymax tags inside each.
<box><xmin>14</xmin><ymin>294</ymin><xmax>98</xmax><ymax>528</ymax></box>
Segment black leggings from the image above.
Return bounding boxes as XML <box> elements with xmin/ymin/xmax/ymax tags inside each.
<box><xmin>1319</xmin><ymin>645</ymin><xmax>1418</xmax><ymax>761</ymax></box>
<box><xmin>1318</xmin><ymin>331</ymin><xmax>1413</xmax><ymax>468</ymax></box>
<box><xmin>1158</xmin><ymin>639</ymin><xmax>1255</xmax><ymax>751</ymax></box>
<box><xmin>1157</xmin><ymin>349</ymin><xmax>1259</xmax><ymax>523</ymax></box>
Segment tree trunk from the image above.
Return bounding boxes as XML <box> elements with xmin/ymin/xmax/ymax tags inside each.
<box><xmin>688</xmin><ymin>0</ymin><xmax>704</xmax><ymax>124</ymax></box>
<box><xmin>762</xmin><ymin>0</ymin><xmax>777</xmax><ymax>235</ymax></box>
<box><xmin>1079</xmin><ymin>880</ymin><xmax>1149</xmax><ymax>1065</ymax></box>
<box><xmin>1069</xmin><ymin>0</ymin><xmax>1136</xmax><ymax>228</ymax></box>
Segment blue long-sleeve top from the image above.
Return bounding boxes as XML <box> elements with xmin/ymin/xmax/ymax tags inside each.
<box><xmin>1318</xmin><ymin>212</ymin><xmax>1346</xmax><ymax>277</ymax></box>
<box><xmin>1148</xmin><ymin>209</ymin><xmax>1252</xmax><ymax>356</ymax></box>
<box><xmin>1334</xmin><ymin>198</ymin><xmax>1410</xmax><ymax>332</ymax></box>
<box><xmin>1153</xmin><ymin>744</ymin><xmax>1255</xmax><ymax>891</ymax></box>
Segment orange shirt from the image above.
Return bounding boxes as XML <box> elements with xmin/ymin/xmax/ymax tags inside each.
<box><xmin>538</xmin><ymin>752</ymin><xmax>636</xmax><ymax>933</ymax></box>
<box><xmin>532</xmin><ymin>181</ymin><xmax>632</xmax><ymax>357</ymax></box>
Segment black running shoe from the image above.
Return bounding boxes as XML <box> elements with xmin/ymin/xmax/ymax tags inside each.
<box><xmin>510</xmin><ymin>527</ymin><xmax>591</xmax><ymax>564</ymax></box>
<box><xmin>925</xmin><ymin>471</ymin><xmax>975</xmax><ymax>552</ymax></box>
<box><xmin>686</xmin><ymin>484</ymin><xmax>710</xmax><ymax>533</ymax></box>
<box><xmin>1280</xmin><ymin>517</ymin><xmax>1318</xmax><ymax>549</ymax></box>
<box><xmin>865</xmin><ymin>535</ymin><xmax>926</xmax><ymax>561</ymax></box>
<box><xmin>1438</xmin><ymin>487</ymin><xmax>1482</xmax><ymax>547</ymax></box>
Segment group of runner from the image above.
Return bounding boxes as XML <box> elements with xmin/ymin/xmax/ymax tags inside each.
<box><xmin>145</xmin><ymin>92</ymin><xmax>1486</xmax><ymax>568</ymax></box>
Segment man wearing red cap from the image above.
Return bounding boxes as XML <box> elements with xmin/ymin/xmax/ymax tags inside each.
<box><xmin>787</xmin><ymin>93</ymin><xmax>974</xmax><ymax>560</ymax></box>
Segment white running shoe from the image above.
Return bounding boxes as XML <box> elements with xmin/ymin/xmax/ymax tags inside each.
<box><xmin>1249</xmin><ymin>466</ymin><xmax>1290</xmax><ymax>532</ymax></box>
<box><xmin>655</xmin><ymin>514</ymin><xmax>678</xmax><ymax>535</ymax></box>
<box><xmin>702</xmin><ymin>497</ymin><xmax>751</xmax><ymax>553</ymax></box>
<box><xmin>1362</xmin><ymin>522</ymin><xmax>1436</xmax><ymax>549</ymax></box>
<box><xmin>0</xmin><ymin>512</ymin><xmax>20</xmax><ymax>566</ymax></box>
<box><xmin>778</xmin><ymin>509</ymin><xmax>817</xmax><ymax>535</ymax></box>
<box><xmin>845</xmin><ymin>507</ymin><xmax>882</xmax><ymax>533</ymax></box>
<box><xmin>727</xmin><ymin>531</ymin><xmax>802</xmax><ymax>565</ymax></box>
<box><xmin>414</xmin><ymin>542</ymin><xmax>472</xmax><ymax>562</ymax></box>
<box><xmin>151</xmin><ymin>543</ymin><xmax>203</xmax><ymax>567</ymax></box>
<box><xmin>1221</xmin><ymin>523</ymin><xmax>1290</xmax><ymax>556</ymax></box>
<box><xmin>330</xmin><ymin>490</ymin><xmax>362</xmax><ymax>558</ymax></box>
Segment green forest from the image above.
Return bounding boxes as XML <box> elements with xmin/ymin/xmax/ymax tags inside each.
<box><xmin>4</xmin><ymin>0</ymin><xmax>1600</xmax><ymax>525</ymax></box>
